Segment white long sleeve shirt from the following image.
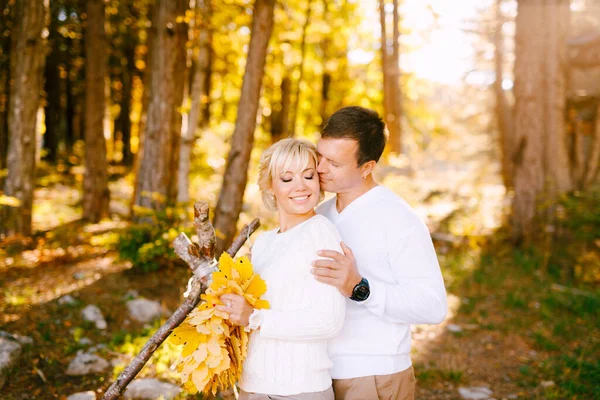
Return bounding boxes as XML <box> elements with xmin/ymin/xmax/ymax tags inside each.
<box><xmin>238</xmin><ymin>215</ymin><xmax>346</xmax><ymax>395</ymax></box>
<box><xmin>317</xmin><ymin>185</ymin><xmax>447</xmax><ymax>379</ymax></box>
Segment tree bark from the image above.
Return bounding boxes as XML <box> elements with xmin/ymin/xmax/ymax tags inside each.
<box><xmin>512</xmin><ymin>0</ymin><xmax>572</xmax><ymax>243</ymax></box>
<box><xmin>201</xmin><ymin>21</ymin><xmax>213</xmax><ymax>127</ymax></box>
<box><xmin>543</xmin><ymin>0</ymin><xmax>572</xmax><ymax>196</ymax></box>
<box><xmin>0</xmin><ymin>2</ymin><xmax>11</xmax><ymax>174</ymax></box>
<box><xmin>82</xmin><ymin>0</ymin><xmax>110</xmax><ymax>223</ymax></box>
<box><xmin>319</xmin><ymin>0</ymin><xmax>331</xmax><ymax>129</ymax></box>
<box><xmin>1</xmin><ymin>0</ymin><xmax>48</xmax><ymax>237</ymax></box>
<box><xmin>118</xmin><ymin>44</ymin><xmax>134</xmax><ymax>166</ymax></box>
<box><xmin>178</xmin><ymin>0</ymin><xmax>211</xmax><ymax>203</ymax></box>
<box><xmin>213</xmin><ymin>0</ymin><xmax>275</xmax><ymax>253</ymax></box>
<box><xmin>271</xmin><ymin>75</ymin><xmax>290</xmax><ymax>143</ymax></box>
<box><xmin>43</xmin><ymin>1</ymin><xmax>61</xmax><ymax>163</ymax></box>
<box><xmin>65</xmin><ymin>36</ymin><xmax>77</xmax><ymax>154</ymax></box>
<box><xmin>379</xmin><ymin>0</ymin><xmax>402</xmax><ymax>155</ymax></box>
<box><xmin>494</xmin><ymin>0</ymin><xmax>515</xmax><ymax>189</ymax></box>
<box><xmin>288</xmin><ymin>0</ymin><xmax>313</xmax><ymax>137</ymax></box>
<box><xmin>133</xmin><ymin>0</ymin><xmax>188</xmax><ymax>215</ymax></box>
<box><xmin>583</xmin><ymin>102</ymin><xmax>600</xmax><ymax>187</ymax></box>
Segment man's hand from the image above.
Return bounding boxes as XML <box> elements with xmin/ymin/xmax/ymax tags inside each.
<box><xmin>312</xmin><ymin>242</ymin><xmax>362</xmax><ymax>297</ymax></box>
<box><xmin>216</xmin><ymin>294</ymin><xmax>254</xmax><ymax>326</ymax></box>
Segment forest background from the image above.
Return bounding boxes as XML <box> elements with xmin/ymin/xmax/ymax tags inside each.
<box><xmin>0</xmin><ymin>0</ymin><xmax>599</xmax><ymax>399</ymax></box>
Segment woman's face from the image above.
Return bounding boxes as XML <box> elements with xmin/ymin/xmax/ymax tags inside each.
<box><xmin>271</xmin><ymin>158</ymin><xmax>320</xmax><ymax>217</ymax></box>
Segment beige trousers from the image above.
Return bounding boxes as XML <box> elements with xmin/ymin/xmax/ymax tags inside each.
<box><xmin>332</xmin><ymin>366</ymin><xmax>416</xmax><ymax>400</ymax></box>
<box><xmin>239</xmin><ymin>386</ymin><xmax>334</xmax><ymax>400</ymax></box>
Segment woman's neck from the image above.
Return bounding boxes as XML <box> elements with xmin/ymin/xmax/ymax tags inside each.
<box><xmin>278</xmin><ymin>210</ymin><xmax>316</xmax><ymax>233</ymax></box>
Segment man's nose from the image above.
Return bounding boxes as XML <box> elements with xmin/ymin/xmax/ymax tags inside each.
<box><xmin>317</xmin><ymin>158</ymin><xmax>327</xmax><ymax>173</ymax></box>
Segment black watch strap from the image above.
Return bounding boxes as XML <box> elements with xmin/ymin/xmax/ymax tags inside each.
<box><xmin>350</xmin><ymin>277</ymin><xmax>370</xmax><ymax>301</ymax></box>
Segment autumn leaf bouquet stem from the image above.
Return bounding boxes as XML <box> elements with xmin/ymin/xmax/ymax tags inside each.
<box><xmin>169</xmin><ymin>252</ymin><xmax>269</xmax><ymax>395</ymax></box>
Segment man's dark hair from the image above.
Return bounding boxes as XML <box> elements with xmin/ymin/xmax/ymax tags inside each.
<box><xmin>321</xmin><ymin>106</ymin><xmax>387</xmax><ymax>166</ymax></box>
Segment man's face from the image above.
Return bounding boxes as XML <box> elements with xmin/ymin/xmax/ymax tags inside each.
<box><xmin>316</xmin><ymin>138</ymin><xmax>364</xmax><ymax>194</ymax></box>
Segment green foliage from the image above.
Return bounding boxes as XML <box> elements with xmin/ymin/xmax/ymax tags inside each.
<box><xmin>416</xmin><ymin>366</ymin><xmax>464</xmax><ymax>385</ymax></box>
<box><xmin>117</xmin><ymin>208</ymin><xmax>193</xmax><ymax>273</ymax></box>
<box><xmin>551</xmin><ymin>188</ymin><xmax>600</xmax><ymax>285</ymax></box>
<box><xmin>542</xmin><ymin>353</ymin><xmax>600</xmax><ymax>398</ymax></box>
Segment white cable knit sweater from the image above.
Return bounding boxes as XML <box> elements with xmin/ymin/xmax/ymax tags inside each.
<box><xmin>238</xmin><ymin>215</ymin><xmax>346</xmax><ymax>396</ymax></box>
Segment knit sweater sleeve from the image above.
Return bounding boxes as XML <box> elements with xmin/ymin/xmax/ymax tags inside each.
<box><xmin>362</xmin><ymin>213</ymin><xmax>448</xmax><ymax>324</ymax></box>
<box><xmin>258</xmin><ymin>218</ymin><xmax>346</xmax><ymax>341</ymax></box>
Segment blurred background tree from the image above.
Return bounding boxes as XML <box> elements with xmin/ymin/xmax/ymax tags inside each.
<box><xmin>0</xmin><ymin>0</ymin><xmax>599</xmax><ymax>395</ymax></box>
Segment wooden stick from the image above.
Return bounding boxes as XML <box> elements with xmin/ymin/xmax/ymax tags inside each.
<box><xmin>102</xmin><ymin>210</ymin><xmax>259</xmax><ymax>399</ymax></box>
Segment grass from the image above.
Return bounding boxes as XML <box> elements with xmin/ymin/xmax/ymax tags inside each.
<box><xmin>456</xmin><ymin>234</ymin><xmax>599</xmax><ymax>398</ymax></box>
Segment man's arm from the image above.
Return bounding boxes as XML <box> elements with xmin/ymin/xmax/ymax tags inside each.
<box><xmin>313</xmin><ymin>220</ymin><xmax>447</xmax><ymax>325</ymax></box>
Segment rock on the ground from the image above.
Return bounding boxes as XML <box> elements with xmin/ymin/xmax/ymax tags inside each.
<box><xmin>81</xmin><ymin>305</ymin><xmax>107</xmax><ymax>330</ymax></box>
<box><xmin>78</xmin><ymin>337</ymin><xmax>93</xmax><ymax>346</ymax></box>
<box><xmin>123</xmin><ymin>378</ymin><xmax>181</xmax><ymax>400</ymax></box>
<box><xmin>540</xmin><ymin>380</ymin><xmax>555</xmax><ymax>388</ymax></box>
<box><xmin>0</xmin><ymin>336</ymin><xmax>23</xmax><ymax>389</ymax></box>
<box><xmin>0</xmin><ymin>331</ymin><xmax>33</xmax><ymax>345</ymax></box>
<box><xmin>458</xmin><ymin>386</ymin><xmax>493</xmax><ymax>400</ymax></box>
<box><xmin>59</xmin><ymin>294</ymin><xmax>78</xmax><ymax>305</ymax></box>
<box><xmin>126</xmin><ymin>299</ymin><xmax>163</xmax><ymax>323</ymax></box>
<box><xmin>67</xmin><ymin>391</ymin><xmax>97</xmax><ymax>400</ymax></box>
<box><xmin>447</xmin><ymin>323</ymin><xmax>463</xmax><ymax>333</ymax></box>
<box><xmin>66</xmin><ymin>351</ymin><xmax>109</xmax><ymax>376</ymax></box>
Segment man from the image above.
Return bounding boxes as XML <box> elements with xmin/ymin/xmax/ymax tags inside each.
<box><xmin>312</xmin><ymin>106</ymin><xmax>448</xmax><ymax>400</ymax></box>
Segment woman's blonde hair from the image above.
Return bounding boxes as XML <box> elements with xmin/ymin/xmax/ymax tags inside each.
<box><xmin>257</xmin><ymin>138</ymin><xmax>322</xmax><ymax>211</ymax></box>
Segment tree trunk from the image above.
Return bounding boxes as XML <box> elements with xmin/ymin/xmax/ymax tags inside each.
<box><xmin>0</xmin><ymin>68</ymin><xmax>8</xmax><ymax>174</ymax></box>
<box><xmin>512</xmin><ymin>0</ymin><xmax>572</xmax><ymax>243</ymax></box>
<box><xmin>271</xmin><ymin>75</ymin><xmax>290</xmax><ymax>143</ymax></box>
<box><xmin>119</xmin><ymin>48</ymin><xmax>134</xmax><ymax>166</ymax></box>
<box><xmin>201</xmin><ymin>18</ymin><xmax>213</xmax><ymax>127</ymax></box>
<box><xmin>1</xmin><ymin>0</ymin><xmax>48</xmax><ymax>237</ymax></box>
<box><xmin>178</xmin><ymin>0</ymin><xmax>211</xmax><ymax>203</ymax></box>
<box><xmin>319</xmin><ymin>0</ymin><xmax>331</xmax><ymax>129</ymax></box>
<box><xmin>213</xmin><ymin>0</ymin><xmax>275</xmax><ymax>253</ymax></box>
<box><xmin>115</xmin><ymin>29</ymin><xmax>135</xmax><ymax>166</ymax></box>
<box><xmin>543</xmin><ymin>0</ymin><xmax>572</xmax><ymax>196</ymax></box>
<box><xmin>494</xmin><ymin>0</ymin><xmax>515</xmax><ymax>189</ymax></box>
<box><xmin>380</xmin><ymin>0</ymin><xmax>402</xmax><ymax>154</ymax></box>
<box><xmin>288</xmin><ymin>0</ymin><xmax>313</xmax><ymax>137</ymax></box>
<box><xmin>82</xmin><ymin>0</ymin><xmax>110</xmax><ymax>222</ymax></box>
<box><xmin>65</xmin><ymin>37</ymin><xmax>77</xmax><ymax>154</ymax></box>
<box><xmin>582</xmin><ymin>102</ymin><xmax>600</xmax><ymax>187</ymax></box>
<box><xmin>43</xmin><ymin>2</ymin><xmax>61</xmax><ymax>163</ymax></box>
<box><xmin>133</xmin><ymin>0</ymin><xmax>188</xmax><ymax>215</ymax></box>
<box><xmin>0</xmin><ymin>2</ymin><xmax>11</xmax><ymax>174</ymax></box>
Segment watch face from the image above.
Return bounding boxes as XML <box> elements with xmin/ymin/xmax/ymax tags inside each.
<box><xmin>354</xmin><ymin>285</ymin><xmax>370</xmax><ymax>300</ymax></box>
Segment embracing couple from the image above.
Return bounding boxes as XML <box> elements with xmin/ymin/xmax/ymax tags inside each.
<box><xmin>217</xmin><ymin>106</ymin><xmax>448</xmax><ymax>400</ymax></box>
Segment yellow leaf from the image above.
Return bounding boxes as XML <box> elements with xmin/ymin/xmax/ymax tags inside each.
<box><xmin>170</xmin><ymin>323</ymin><xmax>201</xmax><ymax>346</ymax></box>
<box><xmin>192</xmin><ymin>365</ymin><xmax>210</xmax><ymax>392</ymax></box>
<box><xmin>217</xmin><ymin>252</ymin><xmax>235</xmax><ymax>279</ymax></box>
<box><xmin>254</xmin><ymin>299</ymin><xmax>271</xmax><ymax>309</ymax></box>
<box><xmin>233</xmin><ymin>256</ymin><xmax>253</xmax><ymax>282</ymax></box>
<box><xmin>192</xmin><ymin>344</ymin><xmax>208</xmax><ymax>364</ymax></box>
<box><xmin>245</xmin><ymin>274</ymin><xmax>268</xmax><ymax>298</ymax></box>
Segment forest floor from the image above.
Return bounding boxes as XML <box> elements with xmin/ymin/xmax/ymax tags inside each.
<box><xmin>1</xmin><ymin>153</ymin><xmax>598</xmax><ymax>399</ymax></box>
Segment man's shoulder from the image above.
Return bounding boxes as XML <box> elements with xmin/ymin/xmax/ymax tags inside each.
<box><xmin>316</xmin><ymin>196</ymin><xmax>336</xmax><ymax>216</ymax></box>
<box><xmin>369</xmin><ymin>186</ymin><xmax>426</xmax><ymax>230</ymax></box>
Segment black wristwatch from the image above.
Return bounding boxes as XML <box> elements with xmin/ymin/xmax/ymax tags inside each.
<box><xmin>350</xmin><ymin>277</ymin><xmax>370</xmax><ymax>301</ymax></box>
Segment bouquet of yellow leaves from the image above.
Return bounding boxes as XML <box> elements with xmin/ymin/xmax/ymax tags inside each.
<box><xmin>169</xmin><ymin>252</ymin><xmax>270</xmax><ymax>395</ymax></box>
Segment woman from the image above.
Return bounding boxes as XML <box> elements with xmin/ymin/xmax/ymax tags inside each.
<box><xmin>217</xmin><ymin>138</ymin><xmax>346</xmax><ymax>400</ymax></box>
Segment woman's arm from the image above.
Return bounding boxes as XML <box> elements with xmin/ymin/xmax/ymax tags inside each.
<box><xmin>220</xmin><ymin>218</ymin><xmax>346</xmax><ymax>341</ymax></box>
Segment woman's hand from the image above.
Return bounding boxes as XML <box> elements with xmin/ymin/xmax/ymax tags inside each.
<box><xmin>217</xmin><ymin>294</ymin><xmax>254</xmax><ymax>327</ymax></box>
